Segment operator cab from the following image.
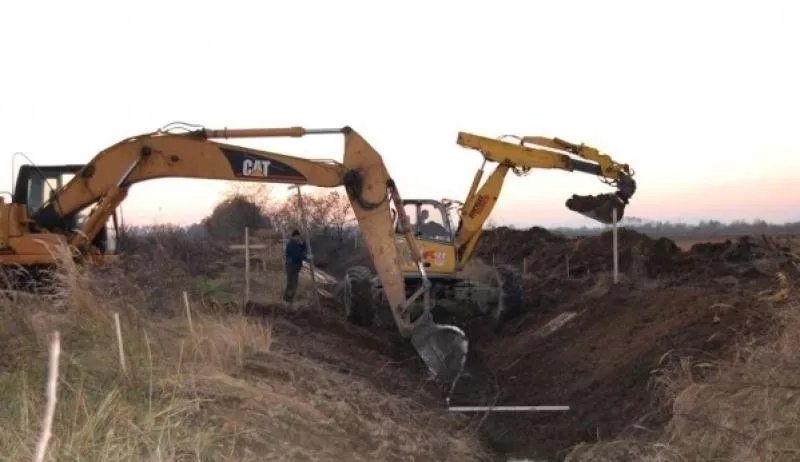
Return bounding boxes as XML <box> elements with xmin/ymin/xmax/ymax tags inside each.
<box><xmin>12</xmin><ymin>164</ymin><xmax>119</xmax><ymax>254</ymax></box>
<box><xmin>392</xmin><ymin>199</ymin><xmax>456</xmax><ymax>243</ymax></box>
<box><xmin>13</xmin><ymin>164</ymin><xmax>84</xmax><ymax>218</ymax></box>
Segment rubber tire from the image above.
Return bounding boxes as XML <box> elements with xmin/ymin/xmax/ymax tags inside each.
<box><xmin>342</xmin><ymin>265</ymin><xmax>376</xmax><ymax>327</ymax></box>
<box><xmin>490</xmin><ymin>264</ymin><xmax>524</xmax><ymax>332</ymax></box>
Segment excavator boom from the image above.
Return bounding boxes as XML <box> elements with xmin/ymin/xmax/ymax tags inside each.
<box><xmin>1</xmin><ymin>122</ymin><xmax>469</xmax><ymax>392</ymax></box>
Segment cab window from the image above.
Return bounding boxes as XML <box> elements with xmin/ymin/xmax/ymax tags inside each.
<box><xmin>28</xmin><ymin>172</ymin><xmax>74</xmax><ymax>214</ymax></box>
<box><xmin>29</xmin><ymin>172</ymin><xmax>76</xmax><ymax>214</ymax></box>
<box><xmin>417</xmin><ymin>203</ymin><xmax>451</xmax><ymax>242</ymax></box>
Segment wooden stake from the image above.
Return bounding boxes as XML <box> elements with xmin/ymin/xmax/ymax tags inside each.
<box><xmin>113</xmin><ymin>312</ymin><xmax>127</xmax><ymax>375</ymax></box>
<box><xmin>612</xmin><ymin>207</ymin><xmax>619</xmax><ymax>283</ymax></box>
<box><xmin>244</xmin><ymin>226</ymin><xmax>250</xmax><ymax>303</ymax></box>
<box><xmin>182</xmin><ymin>291</ymin><xmax>194</xmax><ymax>336</ymax></box>
<box><xmin>34</xmin><ymin>331</ymin><xmax>60</xmax><ymax>462</ymax></box>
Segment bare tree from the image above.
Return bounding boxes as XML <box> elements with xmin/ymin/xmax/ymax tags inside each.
<box><xmin>273</xmin><ymin>189</ymin><xmax>353</xmax><ymax>239</ymax></box>
<box><xmin>271</xmin><ymin>189</ymin><xmax>354</xmax><ymax>268</ymax></box>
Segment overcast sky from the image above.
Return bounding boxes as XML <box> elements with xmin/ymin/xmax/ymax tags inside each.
<box><xmin>2</xmin><ymin>0</ymin><xmax>798</xmax><ymax>228</ymax></box>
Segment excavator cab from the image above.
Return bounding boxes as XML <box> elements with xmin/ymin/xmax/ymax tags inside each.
<box><xmin>13</xmin><ymin>164</ymin><xmax>120</xmax><ymax>255</ymax></box>
<box><xmin>13</xmin><ymin>164</ymin><xmax>82</xmax><ymax>218</ymax></box>
<box><xmin>391</xmin><ymin>199</ymin><xmax>459</xmax><ymax>276</ymax></box>
<box><xmin>393</xmin><ymin>199</ymin><xmax>455</xmax><ymax>242</ymax></box>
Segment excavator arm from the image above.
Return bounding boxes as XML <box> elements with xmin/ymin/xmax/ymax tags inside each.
<box><xmin>454</xmin><ymin>131</ymin><xmax>637</xmax><ymax>265</ymax></box>
<box><xmin>32</xmin><ymin>126</ymin><xmax>351</xmax><ymax>238</ymax></box>
<box><xmin>24</xmin><ymin>124</ymin><xmax>417</xmax><ymax>330</ymax></box>
<box><xmin>2</xmin><ymin>123</ymin><xmax>469</xmax><ymax>391</ymax></box>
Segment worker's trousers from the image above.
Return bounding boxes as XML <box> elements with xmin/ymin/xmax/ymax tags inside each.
<box><xmin>283</xmin><ymin>260</ymin><xmax>302</xmax><ymax>302</ymax></box>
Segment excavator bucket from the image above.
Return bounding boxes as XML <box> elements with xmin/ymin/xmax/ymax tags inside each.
<box><xmin>410</xmin><ymin>310</ymin><xmax>468</xmax><ymax>392</ymax></box>
<box><xmin>565</xmin><ymin>192</ymin><xmax>627</xmax><ymax>225</ymax></box>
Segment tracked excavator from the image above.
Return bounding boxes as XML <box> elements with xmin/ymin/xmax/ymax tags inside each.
<box><xmin>338</xmin><ymin>131</ymin><xmax>637</xmax><ymax>335</ymax></box>
<box><xmin>0</xmin><ymin>122</ymin><xmax>469</xmax><ymax>394</ymax></box>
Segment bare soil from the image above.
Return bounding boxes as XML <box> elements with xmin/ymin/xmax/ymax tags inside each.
<box><xmin>454</xmin><ymin>227</ymin><xmax>797</xmax><ymax>460</ymax></box>
<box><xmin>277</xmin><ymin>227</ymin><xmax>798</xmax><ymax>460</ymax></box>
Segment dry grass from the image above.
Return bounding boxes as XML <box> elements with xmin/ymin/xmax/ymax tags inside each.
<box><xmin>565</xmin><ymin>289</ymin><xmax>800</xmax><ymax>462</ymax></box>
<box><xmin>0</xmin><ymin>232</ymin><xmax>487</xmax><ymax>461</ymax></box>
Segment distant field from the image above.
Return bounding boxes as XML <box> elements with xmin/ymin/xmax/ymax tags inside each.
<box><xmin>660</xmin><ymin>232</ymin><xmax>800</xmax><ymax>251</ymax></box>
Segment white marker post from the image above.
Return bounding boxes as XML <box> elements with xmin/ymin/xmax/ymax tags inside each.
<box><xmin>448</xmin><ymin>405</ymin><xmax>570</xmax><ymax>412</ymax></box>
<box><xmin>245</xmin><ymin>226</ymin><xmax>250</xmax><ymax>302</ymax></box>
<box><xmin>612</xmin><ymin>207</ymin><xmax>619</xmax><ymax>284</ymax></box>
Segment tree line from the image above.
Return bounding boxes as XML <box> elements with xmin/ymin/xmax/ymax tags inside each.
<box><xmin>548</xmin><ymin>216</ymin><xmax>800</xmax><ymax>237</ymax></box>
<box><xmin>122</xmin><ymin>184</ymin><xmax>799</xmax><ymax>255</ymax></box>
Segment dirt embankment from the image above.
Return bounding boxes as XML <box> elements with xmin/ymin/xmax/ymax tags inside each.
<box><xmin>445</xmin><ymin>226</ymin><xmax>798</xmax><ymax>459</ymax></box>
<box><xmin>216</xmin><ymin>224</ymin><xmax>796</xmax><ymax>460</ymax></box>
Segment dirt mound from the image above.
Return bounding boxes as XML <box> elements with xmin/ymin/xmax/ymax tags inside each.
<box><xmin>276</xmin><ymin>225</ymin><xmax>797</xmax><ymax>460</ymax></box>
<box><xmin>445</xmin><ymin>228</ymin><xmax>800</xmax><ymax>459</ymax></box>
<box><xmin>477</xmin><ymin>227</ymin><xmax>798</xmax><ymax>282</ymax></box>
<box><xmin>453</xmin><ymin>280</ymin><xmax>780</xmax><ymax>459</ymax></box>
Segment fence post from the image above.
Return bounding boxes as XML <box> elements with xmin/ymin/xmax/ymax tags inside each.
<box><xmin>566</xmin><ymin>255</ymin><xmax>570</xmax><ymax>279</ymax></box>
<box><xmin>612</xmin><ymin>208</ymin><xmax>619</xmax><ymax>284</ymax></box>
<box><xmin>245</xmin><ymin>226</ymin><xmax>250</xmax><ymax>303</ymax></box>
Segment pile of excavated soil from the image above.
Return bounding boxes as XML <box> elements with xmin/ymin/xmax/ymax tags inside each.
<box><xmin>475</xmin><ymin>226</ymin><xmax>797</xmax><ymax>280</ymax></box>
<box><xmin>443</xmin><ymin>228</ymin><xmax>799</xmax><ymax>460</ymax></box>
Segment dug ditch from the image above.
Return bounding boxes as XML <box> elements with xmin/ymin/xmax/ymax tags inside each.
<box><xmin>272</xmin><ymin>228</ymin><xmax>798</xmax><ymax>460</ymax></box>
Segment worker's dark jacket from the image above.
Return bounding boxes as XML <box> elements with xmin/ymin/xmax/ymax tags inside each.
<box><xmin>285</xmin><ymin>240</ymin><xmax>307</xmax><ymax>272</ymax></box>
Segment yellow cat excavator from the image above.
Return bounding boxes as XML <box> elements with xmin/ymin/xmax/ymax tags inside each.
<box><xmin>0</xmin><ymin>122</ymin><xmax>468</xmax><ymax>393</ymax></box>
<box><xmin>338</xmin><ymin>131</ymin><xmax>637</xmax><ymax>336</ymax></box>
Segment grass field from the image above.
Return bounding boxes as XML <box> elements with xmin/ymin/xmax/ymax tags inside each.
<box><xmin>0</xmin><ymin>235</ymin><xmax>486</xmax><ymax>461</ymax></box>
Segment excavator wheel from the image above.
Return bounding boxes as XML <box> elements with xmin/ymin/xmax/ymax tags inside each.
<box><xmin>339</xmin><ymin>265</ymin><xmax>376</xmax><ymax>327</ymax></box>
<box><xmin>488</xmin><ymin>264</ymin><xmax>524</xmax><ymax>332</ymax></box>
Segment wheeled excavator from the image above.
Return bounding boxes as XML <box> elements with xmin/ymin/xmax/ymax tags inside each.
<box><xmin>0</xmin><ymin>122</ymin><xmax>469</xmax><ymax>393</ymax></box>
<box><xmin>338</xmin><ymin>131</ymin><xmax>637</xmax><ymax>333</ymax></box>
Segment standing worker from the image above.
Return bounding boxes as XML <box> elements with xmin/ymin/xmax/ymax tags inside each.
<box><xmin>283</xmin><ymin>229</ymin><xmax>312</xmax><ymax>302</ymax></box>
